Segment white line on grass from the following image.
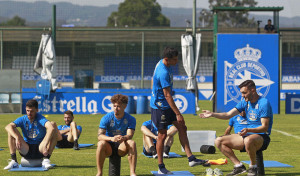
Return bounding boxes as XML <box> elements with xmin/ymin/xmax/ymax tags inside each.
<box><xmin>273</xmin><ymin>129</ymin><xmax>300</xmax><ymax>139</ymax></box>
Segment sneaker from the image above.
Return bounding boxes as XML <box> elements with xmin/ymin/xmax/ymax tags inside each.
<box><xmin>163</xmin><ymin>152</ymin><xmax>169</xmax><ymax>158</ymax></box>
<box><xmin>247</xmin><ymin>167</ymin><xmax>257</xmax><ymax>176</ymax></box>
<box><xmin>189</xmin><ymin>158</ymin><xmax>208</xmax><ymax>167</ymax></box>
<box><xmin>153</xmin><ymin>154</ymin><xmax>158</xmax><ymax>159</ymax></box>
<box><xmin>73</xmin><ymin>144</ymin><xmax>80</xmax><ymax>150</ymax></box>
<box><xmin>42</xmin><ymin>158</ymin><xmax>53</xmax><ymax>169</ymax></box>
<box><xmin>158</xmin><ymin>167</ymin><xmax>172</xmax><ymax>174</ymax></box>
<box><xmin>226</xmin><ymin>165</ymin><xmax>247</xmax><ymax>176</ymax></box>
<box><xmin>214</xmin><ymin>168</ymin><xmax>223</xmax><ymax>176</ymax></box>
<box><xmin>206</xmin><ymin>168</ymin><xmax>214</xmax><ymax>176</ymax></box>
<box><xmin>4</xmin><ymin>159</ymin><xmax>19</xmax><ymax>170</ymax></box>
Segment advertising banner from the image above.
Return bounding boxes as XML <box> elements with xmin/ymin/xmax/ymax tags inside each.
<box><xmin>285</xmin><ymin>94</ymin><xmax>300</xmax><ymax>114</ymax></box>
<box><xmin>217</xmin><ymin>34</ymin><xmax>279</xmax><ymax>113</ymax></box>
<box><xmin>22</xmin><ymin>91</ymin><xmax>195</xmax><ymax>114</ymax></box>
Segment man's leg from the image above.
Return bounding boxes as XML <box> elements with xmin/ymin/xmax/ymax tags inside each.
<box><xmin>172</xmin><ymin>121</ymin><xmax>192</xmax><ymax>157</ymax></box>
<box><xmin>143</xmin><ymin>134</ymin><xmax>156</xmax><ymax>156</ymax></box>
<box><xmin>119</xmin><ymin>140</ymin><xmax>137</xmax><ymax>176</ymax></box>
<box><xmin>244</xmin><ymin>134</ymin><xmax>263</xmax><ymax>165</ymax></box>
<box><xmin>68</xmin><ymin>121</ymin><xmax>80</xmax><ymax>150</ymax></box>
<box><xmin>163</xmin><ymin>135</ymin><xmax>173</xmax><ymax>156</ymax></box>
<box><xmin>39</xmin><ymin>121</ymin><xmax>58</xmax><ymax>156</ymax></box>
<box><xmin>96</xmin><ymin>141</ymin><xmax>112</xmax><ymax>176</ymax></box>
<box><xmin>157</xmin><ymin>129</ymin><xmax>167</xmax><ymax>164</ymax></box>
<box><xmin>4</xmin><ymin>128</ymin><xmax>28</xmax><ymax>169</ymax></box>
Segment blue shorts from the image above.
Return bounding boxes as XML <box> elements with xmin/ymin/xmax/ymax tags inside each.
<box><xmin>151</xmin><ymin>108</ymin><xmax>176</xmax><ymax>130</ymax></box>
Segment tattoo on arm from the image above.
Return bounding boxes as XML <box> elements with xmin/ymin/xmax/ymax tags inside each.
<box><xmin>98</xmin><ymin>128</ymin><xmax>106</xmax><ymax>136</ymax></box>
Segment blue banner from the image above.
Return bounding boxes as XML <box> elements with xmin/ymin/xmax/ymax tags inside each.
<box><xmin>22</xmin><ymin>91</ymin><xmax>195</xmax><ymax>114</ymax></box>
<box><xmin>285</xmin><ymin>94</ymin><xmax>300</xmax><ymax>114</ymax></box>
<box><xmin>217</xmin><ymin>34</ymin><xmax>279</xmax><ymax>114</ymax></box>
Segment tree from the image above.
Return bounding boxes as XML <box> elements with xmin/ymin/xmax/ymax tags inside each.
<box><xmin>0</xmin><ymin>16</ymin><xmax>26</xmax><ymax>26</ymax></box>
<box><xmin>199</xmin><ymin>0</ymin><xmax>257</xmax><ymax>28</ymax></box>
<box><xmin>107</xmin><ymin>0</ymin><xmax>170</xmax><ymax>27</ymax></box>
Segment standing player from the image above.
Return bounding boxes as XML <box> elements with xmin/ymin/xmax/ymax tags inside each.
<box><xmin>56</xmin><ymin>110</ymin><xmax>82</xmax><ymax>150</ymax></box>
<box><xmin>200</xmin><ymin>80</ymin><xmax>273</xmax><ymax>176</ymax></box>
<box><xmin>96</xmin><ymin>94</ymin><xmax>137</xmax><ymax>176</ymax></box>
<box><xmin>141</xmin><ymin>120</ymin><xmax>177</xmax><ymax>158</ymax></box>
<box><xmin>4</xmin><ymin>99</ymin><xmax>57</xmax><ymax>170</ymax></box>
<box><xmin>151</xmin><ymin>47</ymin><xmax>208</xmax><ymax>174</ymax></box>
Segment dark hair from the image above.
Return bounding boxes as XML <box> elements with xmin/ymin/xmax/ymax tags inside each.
<box><xmin>64</xmin><ymin>110</ymin><xmax>74</xmax><ymax>117</ymax></box>
<box><xmin>163</xmin><ymin>47</ymin><xmax>178</xmax><ymax>59</ymax></box>
<box><xmin>26</xmin><ymin>99</ymin><xmax>39</xmax><ymax>109</ymax></box>
<box><xmin>268</xmin><ymin>19</ymin><xmax>272</xmax><ymax>22</ymax></box>
<box><xmin>110</xmin><ymin>94</ymin><xmax>128</xmax><ymax>105</ymax></box>
<box><xmin>239</xmin><ymin>80</ymin><xmax>256</xmax><ymax>89</ymax></box>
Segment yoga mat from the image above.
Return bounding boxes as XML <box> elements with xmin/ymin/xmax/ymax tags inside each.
<box><xmin>151</xmin><ymin>171</ymin><xmax>194</xmax><ymax>176</ymax></box>
<box><xmin>142</xmin><ymin>152</ymin><xmax>182</xmax><ymax>158</ymax></box>
<box><xmin>242</xmin><ymin>161</ymin><xmax>293</xmax><ymax>167</ymax></box>
<box><xmin>9</xmin><ymin>164</ymin><xmax>56</xmax><ymax>171</ymax></box>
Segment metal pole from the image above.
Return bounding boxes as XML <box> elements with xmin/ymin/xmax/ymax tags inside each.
<box><xmin>192</xmin><ymin>0</ymin><xmax>196</xmax><ymax>37</ymax></box>
<box><xmin>0</xmin><ymin>30</ymin><xmax>2</xmax><ymax>70</ymax></box>
<box><xmin>52</xmin><ymin>5</ymin><xmax>56</xmax><ymax>46</ymax></box>
<box><xmin>213</xmin><ymin>11</ymin><xmax>218</xmax><ymax>112</ymax></box>
<box><xmin>141</xmin><ymin>32</ymin><xmax>144</xmax><ymax>89</ymax></box>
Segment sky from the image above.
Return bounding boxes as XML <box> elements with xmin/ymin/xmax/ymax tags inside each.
<box><xmin>6</xmin><ymin>0</ymin><xmax>300</xmax><ymax>18</ymax></box>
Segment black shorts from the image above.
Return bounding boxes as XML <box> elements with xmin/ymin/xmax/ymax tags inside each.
<box><xmin>240</xmin><ymin>134</ymin><xmax>271</xmax><ymax>152</ymax></box>
<box><xmin>20</xmin><ymin>143</ymin><xmax>44</xmax><ymax>159</ymax></box>
<box><xmin>56</xmin><ymin>134</ymin><xmax>74</xmax><ymax>148</ymax></box>
<box><xmin>108</xmin><ymin>141</ymin><xmax>120</xmax><ymax>157</ymax></box>
<box><xmin>151</xmin><ymin>108</ymin><xmax>177</xmax><ymax>130</ymax></box>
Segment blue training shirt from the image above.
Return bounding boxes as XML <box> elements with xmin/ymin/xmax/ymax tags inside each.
<box><xmin>13</xmin><ymin>113</ymin><xmax>48</xmax><ymax>144</ymax></box>
<box><xmin>229</xmin><ymin>114</ymin><xmax>248</xmax><ymax>134</ymax></box>
<box><xmin>58</xmin><ymin>124</ymin><xmax>83</xmax><ymax>137</ymax></box>
<box><xmin>235</xmin><ymin>97</ymin><xmax>273</xmax><ymax>135</ymax></box>
<box><xmin>99</xmin><ymin>112</ymin><xmax>136</xmax><ymax>137</ymax></box>
<box><xmin>142</xmin><ymin>120</ymin><xmax>173</xmax><ymax>143</ymax></box>
<box><xmin>150</xmin><ymin>59</ymin><xmax>173</xmax><ymax>110</ymax></box>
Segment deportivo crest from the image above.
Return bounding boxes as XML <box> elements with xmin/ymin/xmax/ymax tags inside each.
<box><xmin>173</xmin><ymin>94</ymin><xmax>188</xmax><ymax>113</ymax></box>
<box><xmin>225</xmin><ymin>44</ymin><xmax>274</xmax><ymax>104</ymax></box>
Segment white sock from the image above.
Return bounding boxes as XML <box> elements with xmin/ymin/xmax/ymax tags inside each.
<box><xmin>234</xmin><ymin>163</ymin><xmax>243</xmax><ymax>167</ymax></box>
<box><xmin>249</xmin><ymin>164</ymin><xmax>257</xmax><ymax>168</ymax></box>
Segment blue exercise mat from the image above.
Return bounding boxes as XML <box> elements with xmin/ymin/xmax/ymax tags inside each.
<box><xmin>56</xmin><ymin>144</ymin><xmax>94</xmax><ymax>149</ymax></box>
<box><xmin>151</xmin><ymin>171</ymin><xmax>194</xmax><ymax>176</ymax></box>
<box><xmin>9</xmin><ymin>164</ymin><xmax>56</xmax><ymax>172</ymax></box>
<box><xmin>142</xmin><ymin>152</ymin><xmax>182</xmax><ymax>158</ymax></box>
<box><xmin>0</xmin><ymin>148</ymin><xmax>4</xmax><ymax>151</ymax></box>
<box><xmin>242</xmin><ymin>161</ymin><xmax>293</xmax><ymax>167</ymax></box>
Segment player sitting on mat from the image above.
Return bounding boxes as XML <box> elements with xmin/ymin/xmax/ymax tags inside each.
<box><xmin>141</xmin><ymin>120</ymin><xmax>177</xmax><ymax>158</ymax></box>
<box><xmin>55</xmin><ymin>110</ymin><xmax>82</xmax><ymax>150</ymax></box>
<box><xmin>4</xmin><ymin>99</ymin><xmax>57</xmax><ymax>170</ymax></box>
<box><xmin>224</xmin><ymin>111</ymin><xmax>247</xmax><ymax>135</ymax></box>
<box><xmin>96</xmin><ymin>94</ymin><xmax>137</xmax><ymax>176</ymax></box>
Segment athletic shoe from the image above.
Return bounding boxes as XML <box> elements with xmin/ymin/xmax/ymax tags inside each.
<box><xmin>206</xmin><ymin>168</ymin><xmax>214</xmax><ymax>176</ymax></box>
<box><xmin>153</xmin><ymin>154</ymin><xmax>158</xmax><ymax>159</ymax></box>
<box><xmin>4</xmin><ymin>159</ymin><xmax>18</xmax><ymax>170</ymax></box>
<box><xmin>226</xmin><ymin>165</ymin><xmax>247</xmax><ymax>176</ymax></box>
<box><xmin>73</xmin><ymin>143</ymin><xmax>80</xmax><ymax>150</ymax></box>
<box><xmin>158</xmin><ymin>167</ymin><xmax>172</xmax><ymax>174</ymax></box>
<box><xmin>163</xmin><ymin>152</ymin><xmax>169</xmax><ymax>158</ymax></box>
<box><xmin>214</xmin><ymin>168</ymin><xmax>223</xmax><ymax>176</ymax></box>
<box><xmin>42</xmin><ymin>158</ymin><xmax>53</xmax><ymax>169</ymax></box>
<box><xmin>189</xmin><ymin>158</ymin><xmax>208</xmax><ymax>167</ymax></box>
<box><xmin>247</xmin><ymin>167</ymin><xmax>257</xmax><ymax>176</ymax></box>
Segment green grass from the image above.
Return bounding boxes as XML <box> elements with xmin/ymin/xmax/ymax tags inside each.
<box><xmin>0</xmin><ymin>100</ymin><xmax>299</xmax><ymax>176</ymax></box>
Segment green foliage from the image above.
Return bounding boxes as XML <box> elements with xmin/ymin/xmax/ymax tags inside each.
<box><xmin>0</xmin><ymin>15</ymin><xmax>26</xmax><ymax>26</ymax></box>
<box><xmin>199</xmin><ymin>0</ymin><xmax>257</xmax><ymax>28</ymax></box>
<box><xmin>0</xmin><ymin>101</ymin><xmax>299</xmax><ymax>175</ymax></box>
<box><xmin>107</xmin><ymin>0</ymin><xmax>170</xmax><ymax>27</ymax></box>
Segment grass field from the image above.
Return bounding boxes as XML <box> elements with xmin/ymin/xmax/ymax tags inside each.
<box><xmin>0</xmin><ymin>100</ymin><xmax>299</xmax><ymax>176</ymax></box>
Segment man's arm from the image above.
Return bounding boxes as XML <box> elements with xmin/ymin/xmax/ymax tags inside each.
<box><xmin>141</xmin><ymin>126</ymin><xmax>157</xmax><ymax>140</ymax></box>
<box><xmin>97</xmin><ymin>128</ymin><xmax>112</xmax><ymax>141</ymax></box>
<box><xmin>163</xmin><ymin>87</ymin><xmax>183</xmax><ymax>122</ymax></box>
<box><xmin>5</xmin><ymin>123</ymin><xmax>22</xmax><ymax>148</ymax></box>
<box><xmin>123</xmin><ymin>129</ymin><xmax>135</xmax><ymax>141</ymax></box>
<box><xmin>224</xmin><ymin>125</ymin><xmax>233</xmax><ymax>135</ymax></box>
<box><xmin>240</xmin><ymin>118</ymin><xmax>270</xmax><ymax>136</ymax></box>
<box><xmin>167</xmin><ymin>126</ymin><xmax>177</xmax><ymax>136</ymax></box>
<box><xmin>199</xmin><ymin>108</ymin><xmax>240</xmax><ymax>120</ymax></box>
<box><xmin>59</xmin><ymin>129</ymin><xmax>70</xmax><ymax>135</ymax></box>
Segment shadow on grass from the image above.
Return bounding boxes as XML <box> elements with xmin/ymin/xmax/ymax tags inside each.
<box><xmin>57</xmin><ymin>165</ymin><xmax>94</xmax><ymax>168</ymax></box>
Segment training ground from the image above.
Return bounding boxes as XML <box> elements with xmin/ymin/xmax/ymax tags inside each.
<box><xmin>0</xmin><ymin>101</ymin><xmax>299</xmax><ymax>176</ymax></box>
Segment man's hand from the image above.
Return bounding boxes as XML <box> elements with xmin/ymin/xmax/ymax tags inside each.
<box><xmin>15</xmin><ymin>137</ymin><xmax>22</xmax><ymax>150</ymax></box>
<box><xmin>42</xmin><ymin>146</ymin><xmax>49</xmax><ymax>156</ymax></box>
<box><xmin>199</xmin><ymin>110</ymin><xmax>213</xmax><ymax>118</ymax></box>
<box><xmin>111</xmin><ymin>135</ymin><xmax>123</xmax><ymax>143</ymax></box>
<box><xmin>176</xmin><ymin>114</ymin><xmax>185</xmax><ymax>125</ymax></box>
<box><xmin>239</xmin><ymin>128</ymin><xmax>248</xmax><ymax>136</ymax></box>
